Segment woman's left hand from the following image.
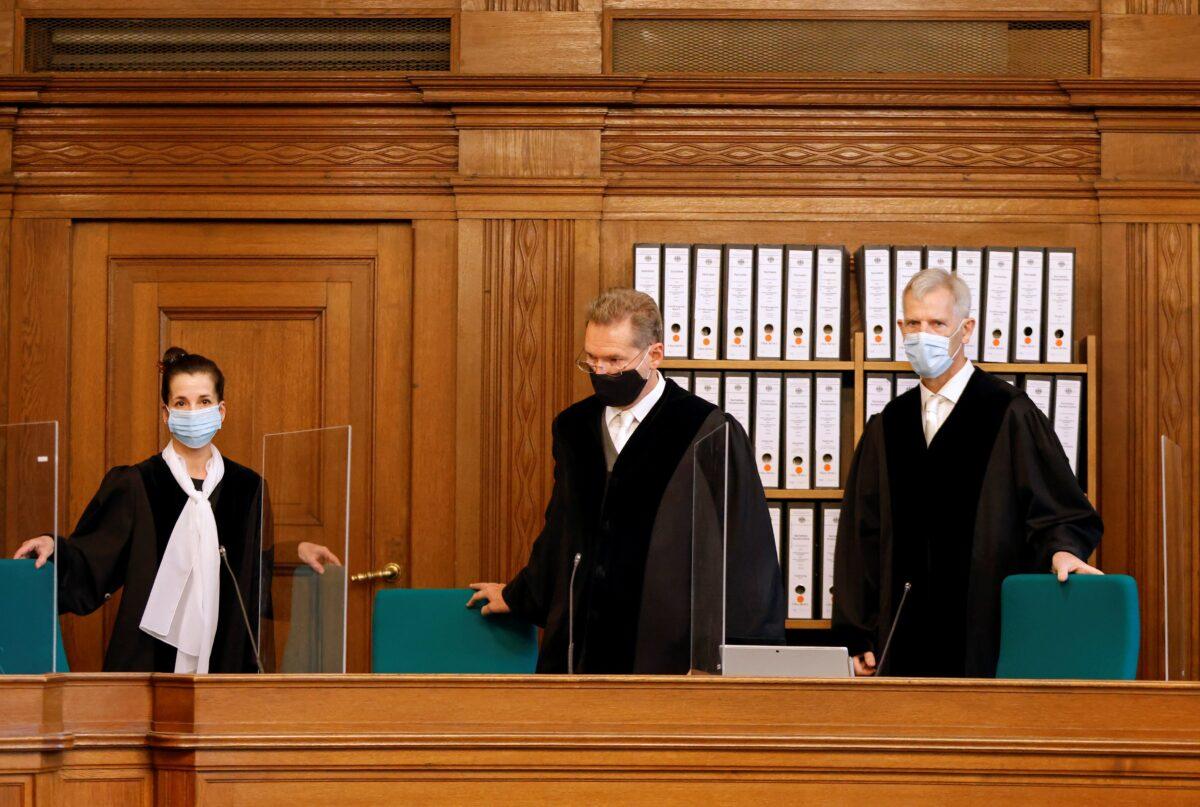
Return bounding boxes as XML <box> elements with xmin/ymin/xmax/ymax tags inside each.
<box><xmin>298</xmin><ymin>542</ymin><xmax>342</xmax><ymax>574</ymax></box>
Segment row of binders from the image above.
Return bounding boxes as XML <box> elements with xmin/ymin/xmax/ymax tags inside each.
<box><xmin>859</xmin><ymin>245</ymin><xmax>1075</xmax><ymax>363</ymax></box>
<box><xmin>636</xmin><ymin>243</ymin><xmax>851</xmax><ymax>360</ymax></box>
<box><xmin>765</xmin><ymin>502</ymin><xmax>840</xmax><ymax>620</ymax></box>
<box><xmin>634</xmin><ymin>243</ymin><xmax>1077</xmax><ymax>364</ymax></box>
<box><xmin>663</xmin><ymin>370</ymin><xmax>844</xmax><ymax>490</ymax></box>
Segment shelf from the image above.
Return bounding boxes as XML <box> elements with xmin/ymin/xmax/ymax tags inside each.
<box><xmin>660</xmin><ymin>359</ymin><xmax>854</xmax><ymax>372</ymax></box>
<box><xmin>785</xmin><ymin>619</ymin><xmax>831</xmax><ymax>630</ymax></box>
<box><xmin>863</xmin><ymin>360</ymin><xmax>1088</xmax><ymax>374</ymax></box>
<box><xmin>764</xmin><ymin>488</ymin><xmax>843</xmax><ymax>500</ymax></box>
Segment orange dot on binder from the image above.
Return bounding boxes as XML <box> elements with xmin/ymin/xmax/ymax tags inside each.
<box><xmin>764</xmin><ymin>334</ymin><xmax>772</xmax><ymax>342</ymax></box>
<box><xmin>874</xmin><ymin>334</ymin><xmax>882</xmax><ymax>343</ymax></box>
<box><xmin>1056</xmin><ymin>338</ymin><xmax>1063</xmax><ymax>346</ymax></box>
<box><xmin>672</xmin><ymin>335</ymin><xmax>680</xmax><ymax>342</ymax></box>
<box><xmin>794</xmin><ymin>466</ymin><xmax>802</xmax><ymax>473</ymax></box>
<box><xmin>993</xmin><ymin>338</ymin><xmax>1000</xmax><ymax>346</ymax></box>
<box><xmin>763</xmin><ymin>464</ymin><xmax>772</xmax><ymax>472</ymax></box>
<box><xmin>1024</xmin><ymin>336</ymin><xmax>1032</xmax><ymax>345</ymax></box>
<box><xmin>795</xmin><ymin>337</ymin><xmax>803</xmax><ymax>345</ymax></box>
<box><xmin>824</xmin><ymin>335</ymin><xmax>832</xmax><ymax>342</ymax></box>
<box><xmin>823</xmin><ymin>463</ymin><xmax>832</xmax><ymax>472</ymax></box>
<box><xmin>733</xmin><ymin>337</ymin><xmax>742</xmax><ymax>345</ymax></box>
<box><xmin>796</xmin><ymin>595</ymin><xmax>805</xmax><ymax>604</ymax></box>
<box><xmin>702</xmin><ymin>337</ymin><xmax>710</xmax><ymax>346</ymax></box>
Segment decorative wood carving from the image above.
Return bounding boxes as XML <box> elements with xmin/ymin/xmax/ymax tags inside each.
<box><xmin>1126</xmin><ymin>0</ymin><xmax>1200</xmax><ymax>13</ymax></box>
<box><xmin>603</xmin><ymin>109</ymin><xmax>1099</xmax><ymax>173</ymax></box>
<box><xmin>486</xmin><ymin>0</ymin><xmax>579</xmax><ymax>10</ymax></box>
<box><xmin>12</xmin><ymin>108</ymin><xmax>458</xmax><ymax>177</ymax></box>
<box><xmin>480</xmin><ymin>219</ymin><xmax>576</xmax><ymax>581</ymax></box>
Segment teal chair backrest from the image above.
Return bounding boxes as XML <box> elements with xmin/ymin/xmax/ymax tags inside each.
<box><xmin>371</xmin><ymin>588</ymin><xmax>538</xmax><ymax>674</ymax></box>
<box><xmin>996</xmin><ymin>574</ymin><xmax>1138</xmax><ymax>680</ymax></box>
<box><xmin>0</xmin><ymin>559</ymin><xmax>69</xmax><ymax>674</ymax></box>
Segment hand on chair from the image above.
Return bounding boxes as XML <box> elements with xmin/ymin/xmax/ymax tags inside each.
<box><xmin>466</xmin><ymin>582</ymin><xmax>510</xmax><ymax>616</ymax></box>
<box><xmin>12</xmin><ymin>535</ymin><xmax>55</xmax><ymax>569</ymax></box>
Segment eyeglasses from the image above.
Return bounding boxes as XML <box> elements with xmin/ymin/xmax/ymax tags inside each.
<box><xmin>575</xmin><ymin>346</ymin><xmax>650</xmax><ymax>377</ymax></box>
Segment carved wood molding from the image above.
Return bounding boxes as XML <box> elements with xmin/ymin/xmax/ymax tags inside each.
<box><xmin>1125</xmin><ymin>0</ymin><xmax>1200</xmax><ymax>12</ymax></box>
<box><xmin>480</xmin><ymin>219</ymin><xmax>576</xmax><ymax>580</ymax></box>
<box><xmin>485</xmin><ymin>0</ymin><xmax>579</xmax><ymax>9</ymax></box>
<box><xmin>13</xmin><ymin>140</ymin><xmax>458</xmax><ymax>169</ymax></box>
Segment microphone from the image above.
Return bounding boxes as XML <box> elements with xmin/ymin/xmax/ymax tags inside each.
<box><xmin>219</xmin><ymin>545</ymin><xmax>265</xmax><ymax>674</ymax></box>
<box><xmin>875</xmin><ymin>581</ymin><xmax>912</xmax><ymax>676</ymax></box>
<box><xmin>567</xmin><ymin>552</ymin><xmax>582</xmax><ymax>675</ymax></box>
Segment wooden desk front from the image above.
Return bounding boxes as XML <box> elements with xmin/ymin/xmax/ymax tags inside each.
<box><xmin>2</xmin><ymin>674</ymin><xmax>1198</xmax><ymax>805</ymax></box>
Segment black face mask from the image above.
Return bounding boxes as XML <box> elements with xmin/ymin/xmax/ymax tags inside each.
<box><xmin>590</xmin><ymin>366</ymin><xmax>649</xmax><ymax>407</ymax></box>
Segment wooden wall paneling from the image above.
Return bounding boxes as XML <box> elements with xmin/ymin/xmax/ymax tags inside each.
<box><xmin>373</xmin><ymin>222</ymin><xmax>415</xmax><ymax>593</ymax></box>
<box><xmin>455</xmin><ymin>218</ymin><xmax>484</xmax><ymax>586</ymax></box>
<box><xmin>409</xmin><ymin>219</ymin><xmax>456</xmax><ymax>587</ymax></box>
<box><xmin>5</xmin><ymin>218</ymin><xmax>69</xmax><ymax>572</ymax></box>
<box><xmin>63</xmin><ymin>221</ymin><xmax>109</xmax><ymax>672</ymax></box>
<box><xmin>1102</xmin><ymin>14</ymin><xmax>1200</xmax><ymax>77</ymax></box>
<box><xmin>458</xmin><ymin>12</ymin><xmax>602</xmax><ymax>74</ymax></box>
<box><xmin>479</xmin><ymin>218</ymin><xmax>577</xmax><ymax>582</ymax></box>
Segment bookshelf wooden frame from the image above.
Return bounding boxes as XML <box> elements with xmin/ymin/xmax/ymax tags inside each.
<box><xmin>662</xmin><ymin>332</ymin><xmax>1098</xmax><ymax>631</ymax></box>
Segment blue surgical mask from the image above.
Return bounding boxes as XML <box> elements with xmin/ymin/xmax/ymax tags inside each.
<box><xmin>167</xmin><ymin>405</ymin><xmax>223</xmax><ymax>449</ymax></box>
<box><xmin>904</xmin><ymin>321</ymin><xmax>964</xmax><ymax>378</ymax></box>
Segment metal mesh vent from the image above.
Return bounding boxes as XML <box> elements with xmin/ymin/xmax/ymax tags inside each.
<box><xmin>611</xmin><ymin>18</ymin><xmax>1090</xmax><ymax>77</ymax></box>
<box><xmin>24</xmin><ymin>17</ymin><xmax>452</xmax><ymax>72</ymax></box>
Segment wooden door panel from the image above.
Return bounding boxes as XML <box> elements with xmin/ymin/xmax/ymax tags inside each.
<box><xmin>66</xmin><ymin>224</ymin><xmax>396</xmax><ymax>673</ymax></box>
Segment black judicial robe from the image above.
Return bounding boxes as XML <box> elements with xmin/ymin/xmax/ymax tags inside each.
<box><xmin>54</xmin><ymin>454</ymin><xmax>263</xmax><ymax>673</ymax></box>
<box><xmin>502</xmin><ymin>378</ymin><xmax>786</xmax><ymax>674</ymax></box>
<box><xmin>832</xmin><ymin>368</ymin><xmax>1102</xmax><ymax>678</ymax></box>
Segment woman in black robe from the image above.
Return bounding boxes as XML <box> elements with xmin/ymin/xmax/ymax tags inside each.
<box><xmin>13</xmin><ymin>347</ymin><xmax>341</xmax><ymax>673</ymax></box>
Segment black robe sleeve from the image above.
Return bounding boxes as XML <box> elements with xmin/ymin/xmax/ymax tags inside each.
<box><xmin>832</xmin><ymin>415</ymin><xmax>888</xmax><ymax>658</ymax></box>
<box><xmin>1007</xmin><ymin>403</ymin><xmax>1102</xmax><ymax>570</ymax></box>
<box><xmin>722</xmin><ymin>413</ymin><xmax>787</xmax><ymax>646</ymax></box>
<box><xmin>54</xmin><ymin>466</ymin><xmax>139</xmax><ymax>616</ymax></box>
<box><xmin>502</xmin><ymin>414</ymin><xmax>567</xmax><ymax>628</ymax></box>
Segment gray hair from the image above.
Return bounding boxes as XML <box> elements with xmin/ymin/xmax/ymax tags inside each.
<box><xmin>903</xmin><ymin>268</ymin><xmax>971</xmax><ymax>320</ymax></box>
<box><xmin>586</xmin><ymin>287</ymin><xmax>664</xmax><ymax>347</ymax></box>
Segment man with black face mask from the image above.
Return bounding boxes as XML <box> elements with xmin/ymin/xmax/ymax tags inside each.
<box><xmin>468</xmin><ymin>288</ymin><xmax>786</xmax><ymax>674</ymax></box>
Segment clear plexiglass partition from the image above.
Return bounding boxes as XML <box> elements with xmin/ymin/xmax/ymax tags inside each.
<box><xmin>691</xmin><ymin>421</ymin><xmax>728</xmax><ymax>674</ymax></box>
<box><xmin>1162</xmin><ymin>435</ymin><xmax>1193</xmax><ymax>680</ymax></box>
<box><xmin>0</xmin><ymin>422</ymin><xmax>60</xmax><ymax>674</ymax></box>
<box><xmin>259</xmin><ymin>426</ymin><xmax>351</xmax><ymax>673</ymax></box>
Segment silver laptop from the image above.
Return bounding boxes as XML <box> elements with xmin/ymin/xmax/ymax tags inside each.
<box><xmin>720</xmin><ymin>645</ymin><xmax>855</xmax><ymax>678</ymax></box>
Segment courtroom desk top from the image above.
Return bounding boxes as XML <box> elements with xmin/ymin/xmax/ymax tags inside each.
<box><xmin>2</xmin><ymin>675</ymin><xmax>1200</xmax><ymax>805</ymax></box>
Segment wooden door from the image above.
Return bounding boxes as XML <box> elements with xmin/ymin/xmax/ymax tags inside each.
<box><xmin>65</xmin><ymin>221</ymin><xmax>412</xmax><ymax>672</ymax></box>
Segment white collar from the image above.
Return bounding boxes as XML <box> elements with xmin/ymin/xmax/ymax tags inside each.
<box><xmin>920</xmin><ymin>360</ymin><xmax>974</xmax><ymax>406</ymax></box>
<box><xmin>606</xmin><ymin>370</ymin><xmax>665</xmax><ymax>426</ymax></box>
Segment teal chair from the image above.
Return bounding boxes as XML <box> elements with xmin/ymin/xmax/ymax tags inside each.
<box><xmin>371</xmin><ymin>588</ymin><xmax>538</xmax><ymax>674</ymax></box>
<box><xmin>996</xmin><ymin>574</ymin><xmax>1138</xmax><ymax>680</ymax></box>
<box><xmin>0</xmin><ymin>559</ymin><xmax>69</xmax><ymax>674</ymax></box>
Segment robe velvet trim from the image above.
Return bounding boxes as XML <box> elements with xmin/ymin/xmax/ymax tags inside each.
<box><xmin>503</xmin><ymin>378</ymin><xmax>786</xmax><ymax>674</ymax></box>
<box><xmin>833</xmin><ymin>368</ymin><xmax>1102</xmax><ymax>677</ymax></box>
<box><xmin>55</xmin><ymin>454</ymin><xmax>263</xmax><ymax>673</ymax></box>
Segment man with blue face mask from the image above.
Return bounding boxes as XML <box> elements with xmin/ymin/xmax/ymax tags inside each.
<box><xmin>833</xmin><ymin>268</ymin><xmax>1102</xmax><ymax>678</ymax></box>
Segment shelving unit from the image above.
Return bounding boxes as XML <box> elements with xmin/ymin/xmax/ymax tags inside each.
<box><xmin>661</xmin><ymin>332</ymin><xmax>1098</xmax><ymax>632</ymax></box>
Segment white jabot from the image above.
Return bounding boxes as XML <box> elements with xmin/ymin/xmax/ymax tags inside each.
<box><xmin>918</xmin><ymin>360</ymin><xmax>975</xmax><ymax>446</ymax></box>
<box><xmin>605</xmin><ymin>370</ymin><xmax>665</xmax><ymax>454</ymax></box>
<box><xmin>139</xmin><ymin>443</ymin><xmax>225</xmax><ymax>673</ymax></box>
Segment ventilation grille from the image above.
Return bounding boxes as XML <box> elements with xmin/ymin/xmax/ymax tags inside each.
<box><xmin>24</xmin><ymin>17</ymin><xmax>452</xmax><ymax>72</ymax></box>
<box><xmin>611</xmin><ymin>18</ymin><xmax>1090</xmax><ymax>77</ymax></box>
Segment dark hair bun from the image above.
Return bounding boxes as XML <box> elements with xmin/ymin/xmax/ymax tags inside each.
<box><xmin>160</xmin><ymin>346</ymin><xmax>188</xmax><ymax>373</ymax></box>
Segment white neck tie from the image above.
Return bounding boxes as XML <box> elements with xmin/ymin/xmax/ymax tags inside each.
<box><xmin>612</xmin><ymin>410</ymin><xmax>635</xmax><ymax>453</ymax></box>
<box><xmin>923</xmin><ymin>395</ymin><xmax>941</xmax><ymax>446</ymax></box>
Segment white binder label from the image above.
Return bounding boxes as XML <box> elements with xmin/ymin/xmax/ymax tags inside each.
<box><xmin>723</xmin><ymin>373</ymin><xmax>752</xmax><ymax>436</ymax></box>
<box><xmin>694</xmin><ymin>372</ymin><xmax>721</xmax><ymax>408</ymax></box>
<box><xmin>633</xmin><ymin>245</ymin><xmax>661</xmax><ymax>308</ymax></box>
<box><xmin>821</xmin><ymin>506</ymin><xmax>841</xmax><ymax>619</ymax></box>
<box><xmin>1014</xmin><ymin>249</ymin><xmax>1045</xmax><ymax>362</ymax></box>
<box><xmin>724</xmin><ymin>247</ymin><xmax>754</xmax><ymax>360</ymax></box>
<box><xmin>692</xmin><ymin>247</ymin><xmax>722</xmax><ymax>360</ymax></box>
<box><xmin>1053</xmin><ymin>377</ymin><xmax>1083</xmax><ymax>477</ymax></box>
<box><xmin>662</xmin><ymin>246</ymin><xmax>691</xmax><ymax>358</ymax></box>
<box><xmin>813</xmin><ymin>375</ymin><xmax>841</xmax><ymax>489</ymax></box>
<box><xmin>785</xmin><ymin>248</ymin><xmax>814</xmax><ymax>360</ymax></box>
<box><xmin>865</xmin><ymin>374</ymin><xmax>893</xmax><ymax>421</ymax></box>
<box><xmin>754</xmin><ymin>374</ymin><xmax>782</xmax><ymax>490</ymax></box>
<box><xmin>814</xmin><ymin>247</ymin><xmax>844</xmax><ymax>360</ymax></box>
<box><xmin>784</xmin><ymin>374</ymin><xmax>813</xmax><ymax>490</ymax></box>
<box><xmin>894</xmin><ymin>249</ymin><xmax>923</xmax><ymax>360</ymax></box>
<box><xmin>861</xmin><ymin>247</ymin><xmax>892</xmax><ymax>360</ymax></box>
<box><xmin>954</xmin><ymin>249</ymin><xmax>984</xmax><ymax>362</ymax></box>
<box><xmin>983</xmin><ymin>250</ymin><xmax>1015</xmax><ymax>363</ymax></box>
<box><xmin>787</xmin><ymin>505</ymin><xmax>815</xmax><ymax>619</ymax></box>
<box><xmin>1045</xmin><ymin>250</ymin><xmax>1074</xmax><ymax>363</ymax></box>
<box><xmin>755</xmin><ymin>246</ymin><xmax>785</xmax><ymax>359</ymax></box>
